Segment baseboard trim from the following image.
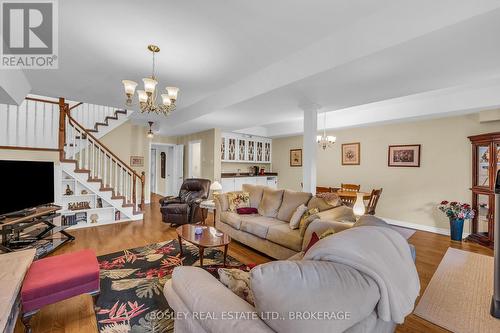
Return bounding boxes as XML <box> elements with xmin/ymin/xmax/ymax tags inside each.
<box><xmin>380</xmin><ymin>217</ymin><xmax>470</xmax><ymax>238</ymax></box>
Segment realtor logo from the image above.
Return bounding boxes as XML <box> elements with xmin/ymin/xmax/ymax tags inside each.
<box><xmin>1</xmin><ymin>0</ymin><xmax>58</xmax><ymax>69</ymax></box>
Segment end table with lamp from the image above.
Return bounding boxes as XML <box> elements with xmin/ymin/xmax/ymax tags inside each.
<box><xmin>200</xmin><ymin>181</ymin><xmax>222</xmax><ymax>225</ymax></box>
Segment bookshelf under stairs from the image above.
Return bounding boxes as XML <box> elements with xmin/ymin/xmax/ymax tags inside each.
<box><xmin>0</xmin><ymin>96</ymin><xmax>145</xmax><ymax>230</ymax></box>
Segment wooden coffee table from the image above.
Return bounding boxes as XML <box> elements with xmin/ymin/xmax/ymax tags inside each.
<box><xmin>176</xmin><ymin>225</ymin><xmax>231</xmax><ymax>267</ymax></box>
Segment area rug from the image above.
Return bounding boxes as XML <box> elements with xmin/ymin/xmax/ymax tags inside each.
<box><xmin>96</xmin><ymin>239</ymin><xmax>249</xmax><ymax>333</ymax></box>
<box><xmin>414</xmin><ymin>247</ymin><xmax>500</xmax><ymax>333</ymax></box>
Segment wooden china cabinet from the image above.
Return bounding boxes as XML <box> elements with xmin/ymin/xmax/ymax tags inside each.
<box><xmin>467</xmin><ymin>132</ymin><xmax>500</xmax><ymax>248</ymax></box>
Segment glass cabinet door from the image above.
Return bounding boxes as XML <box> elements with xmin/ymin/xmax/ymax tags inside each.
<box><xmin>256</xmin><ymin>141</ymin><xmax>263</xmax><ymax>162</ymax></box>
<box><xmin>228</xmin><ymin>138</ymin><xmax>236</xmax><ymax>161</ymax></box>
<box><xmin>477</xmin><ymin>144</ymin><xmax>490</xmax><ymax>187</ymax></box>
<box><xmin>238</xmin><ymin>139</ymin><xmax>246</xmax><ymax>161</ymax></box>
<box><xmin>247</xmin><ymin>141</ymin><xmax>255</xmax><ymax>161</ymax></box>
<box><xmin>264</xmin><ymin>142</ymin><xmax>271</xmax><ymax>162</ymax></box>
<box><xmin>221</xmin><ymin>137</ymin><xmax>226</xmax><ymax>161</ymax></box>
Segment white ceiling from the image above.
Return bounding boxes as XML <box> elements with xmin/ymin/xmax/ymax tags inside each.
<box><xmin>21</xmin><ymin>0</ymin><xmax>500</xmax><ymax>137</ymax></box>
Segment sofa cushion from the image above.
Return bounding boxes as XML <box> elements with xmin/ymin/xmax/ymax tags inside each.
<box><xmin>258</xmin><ymin>188</ymin><xmax>284</xmax><ymax>218</ymax></box>
<box><xmin>266</xmin><ymin>223</ymin><xmax>303</xmax><ymax>252</ymax></box>
<box><xmin>277</xmin><ymin>190</ymin><xmax>312</xmax><ymax>222</ymax></box>
<box><xmin>240</xmin><ymin>215</ymin><xmax>284</xmax><ymax>239</ymax></box>
<box><xmin>242</xmin><ymin>184</ymin><xmax>265</xmax><ymax>208</ymax></box>
<box><xmin>250</xmin><ymin>260</ymin><xmax>380</xmax><ymax>333</ymax></box>
<box><xmin>220</xmin><ymin>211</ymin><xmax>243</xmax><ymax>230</ymax></box>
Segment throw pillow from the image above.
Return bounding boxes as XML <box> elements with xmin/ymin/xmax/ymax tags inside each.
<box><xmin>258</xmin><ymin>188</ymin><xmax>285</xmax><ymax>218</ymax></box>
<box><xmin>218</xmin><ymin>268</ymin><xmax>255</xmax><ymax>305</ymax></box>
<box><xmin>299</xmin><ymin>208</ymin><xmax>320</xmax><ymax>237</ymax></box>
<box><xmin>307</xmin><ymin>196</ymin><xmax>339</xmax><ymax>212</ymax></box>
<box><xmin>304</xmin><ymin>232</ymin><xmax>320</xmax><ymax>253</ymax></box>
<box><xmin>236</xmin><ymin>207</ymin><xmax>258</xmax><ymax>215</ymax></box>
<box><xmin>319</xmin><ymin>228</ymin><xmax>336</xmax><ymax>239</ymax></box>
<box><xmin>289</xmin><ymin>204</ymin><xmax>308</xmax><ymax>230</ymax></box>
<box><xmin>316</xmin><ymin>192</ymin><xmax>343</xmax><ymax>207</ymax></box>
<box><xmin>227</xmin><ymin>192</ymin><xmax>250</xmax><ymax>212</ymax></box>
<box><xmin>316</xmin><ymin>205</ymin><xmax>357</xmax><ymax>223</ymax></box>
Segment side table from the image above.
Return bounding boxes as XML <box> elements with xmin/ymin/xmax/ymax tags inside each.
<box><xmin>200</xmin><ymin>200</ymin><xmax>216</xmax><ymax>225</ymax></box>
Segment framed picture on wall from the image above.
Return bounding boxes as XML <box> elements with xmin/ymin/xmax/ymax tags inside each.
<box><xmin>388</xmin><ymin>144</ymin><xmax>421</xmax><ymax>167</ymax></box>
<box><xmin>130</xmin><ymin>156</ymin><xmax>144</xmax><ymax>167</ymax></box>
<box><xmin>342</xmin><ymin>143</ymin><xmax>360</xmax><ymax>165</ymax></box>
<box><xmin>290</xmin><ymin>149</ymin><xmax>302</xmax><ymax>167</ymax></box>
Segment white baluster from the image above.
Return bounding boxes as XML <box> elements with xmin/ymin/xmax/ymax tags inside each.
<box><xmin>114</xmin><ymin>161</ymin><xmax>118</xmax><ymax>194</ymax></box>
<box><xmin>78</xmin><ymin>130</ymin><xmax>83</xmax><ymax>169</ymax></box>
<box><xmin>72</xmin><ymin>124</ymin><xmax>76</xmax><ymax>159</ymax></box>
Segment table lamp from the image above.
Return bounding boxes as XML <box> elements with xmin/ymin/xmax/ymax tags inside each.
<box><xmin>210</xmin><ymin>181</ymin><xmax>223</xmax><ymax>197</ymax></box>
<box><xmin>353</xmin><ymin>193</ymin><xmax>366</xmax><ymax>219</ymax></box>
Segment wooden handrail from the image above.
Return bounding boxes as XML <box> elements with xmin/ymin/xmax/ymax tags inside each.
<box><xmin>58</xmin><ymin>98</ymin><xmax>67</xmax><ymax>161</ymax></box>
<box><xmin>69</xmin><ymin>102</ymin><xmax>83</xmax><ymax>111</ymax></box>
<box><xmin>65</xmin><ymin>109</ymin><xmax>142</xmax><ymax>180</ymax></box>
<box><xmin>25</xmin><ymin>96</ymin><xmax>60</xmax><ymax>105</ymax></box>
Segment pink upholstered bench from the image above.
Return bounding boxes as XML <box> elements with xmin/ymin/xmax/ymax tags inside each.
<box><xmin>21</xmin><ymin>249</ymin><xmax>100</xmax><ymax>333</ymax></box>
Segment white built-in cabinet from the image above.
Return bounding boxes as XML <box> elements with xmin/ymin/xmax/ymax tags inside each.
<box><xmin>221</xmin><ymin>132</ymin><xmax>272</xmax><ymax>163</ymax></box>
<box><xmin>221</xmin><ymin>176</ymin><xmax>278</xmax><ymax>192</ymax></box>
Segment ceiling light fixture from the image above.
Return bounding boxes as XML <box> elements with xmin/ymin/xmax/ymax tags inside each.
<box><xmin>147</xmin><ymin>121</ymin><xmax>154</xmax><ymax>139</ymax></box>
<box><xmin>122</xmin><ymin>45</ymin><xmax>179</xmax><ymax>116</ymax></box>
<box><xmin>316</xmin><ymin>111</ymin><xmax>336</xmax><ymax>150</ymax></box>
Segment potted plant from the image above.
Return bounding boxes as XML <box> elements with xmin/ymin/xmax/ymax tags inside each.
<box><xmin>438</xmin><ymin>201</ymin><xmax>475</xmax><ymax>241</ymax></box>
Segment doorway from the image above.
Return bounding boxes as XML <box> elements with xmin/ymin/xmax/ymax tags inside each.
<box><xmin>150</xmin><ymin>148</ymin><xmax>157</xmax><ymax>194</ymax></box>
<box><xmin>188</xmin><ymin>140</ymin><xmax>201</xmax><ymax>178</ymax></box>
<box><xmin>149</xmin><ymin>143</ymin><xmax>184</xmax><ymax>197</ymax></box>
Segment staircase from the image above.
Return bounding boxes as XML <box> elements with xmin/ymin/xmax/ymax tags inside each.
<box><xmin>0</xmin><ymin>96</ymin><xmax>144</xmax><ymax>228</ymax></box>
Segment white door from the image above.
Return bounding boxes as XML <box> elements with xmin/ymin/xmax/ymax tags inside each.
<box><xmin>188</xmin><ymin>140</ymin><xmax>202</xmax><ymax>178</ymax></box>
<box><xmin>173</xmin><ymin>144</ymin><xmax>184</xmax><ymax>194</ymax></box>
<box><xmin>150</xmin><ymin>148</ymin><xmax>157</xmax><ymax>194</ymax></box>
<box><xmin>166</xmin><ymin>146</ymin><xmax>175</xmax><ymax>196</ymax></box>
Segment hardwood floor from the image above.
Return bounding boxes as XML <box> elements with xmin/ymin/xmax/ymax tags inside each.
<box><xmin>14</xmin><ymin>194</ymin><xmax>493</xmax><ymax>332</ymax></box>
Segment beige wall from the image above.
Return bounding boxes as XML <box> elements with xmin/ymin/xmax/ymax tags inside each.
<box><xmin>100</xmin><ymin>120</ymin><xmax>176</xmax><ymax>202</ymax></box>
<box><xmin>272</xmin><ymin>113</ymin><xmax>500</xmax><ymax>231</ymax></box>
<box><xmin>177</xmin><ymin>128</ymin><xmax>219</xmax><ymax>181</ymax></box>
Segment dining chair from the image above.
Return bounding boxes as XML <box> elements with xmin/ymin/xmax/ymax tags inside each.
<box><xmin>316</xmin><ymin>186</ymin><xmax>332</xmax><ymax>194</ymax></box>
<box><xmin>341</xmin><ymin>183</ymin><xmax>361</xmax><ymax>192</ymax></box>
<box><xmin>341</xmin><ymin>196</ymin><xmax>357</xmax><ymax>207</ymax></box>
<box><xmin>366</xmin><ymin>188</ymin><xmax>383</xmax><ymax>215</ymax></box>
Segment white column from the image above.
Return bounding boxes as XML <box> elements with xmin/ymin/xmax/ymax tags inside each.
<box><xmin>301</xmin><ymin>103</ymin><xmax>319</xmax><ymax>194</ymax></box>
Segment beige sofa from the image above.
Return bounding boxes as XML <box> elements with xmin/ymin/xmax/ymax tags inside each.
<box><xmin>164</xmin><ymin>220</ymin><xmax>420</xmax><ymax>333</ymax></box>
<box><xmin>214</xmin><ymin>184</ymin><xmax>355</xmax><ymax>259</ymax></box>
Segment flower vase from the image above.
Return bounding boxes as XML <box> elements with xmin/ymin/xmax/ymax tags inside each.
<box><xmin>449</xmin><ymin>218</ymin><xmax>464</xmax><ymax>241</ymax></box>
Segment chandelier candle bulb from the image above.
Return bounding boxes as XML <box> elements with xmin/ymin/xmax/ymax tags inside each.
<box><xmin>166</xmin><ymin>86</ymin><xmax>179</xmax><ymax>101</ymax></box>
<box><xmin>143</xmin><ymin>78</ymin><xmax>158</xmax><ymax>94</ymax></box>
<box><xmin>161</xmin><ymin>94</ymin><xmax>172</xmax><ymax>106</ymax></box>
<box><xmin>122</xmin><ymin>80</ymin><xmax>138</xmax><ymax>95</ymax></box>
<box><xmin>137</xmin><ymin>90</ymin><xmax>148</xmax><ymax>103</ymax></box>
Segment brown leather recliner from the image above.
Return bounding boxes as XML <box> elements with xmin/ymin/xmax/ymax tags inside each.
<box><xmin>159</xmin><ymin>178</ymin><xmax>211</xmax><ymax>225</ymax></box>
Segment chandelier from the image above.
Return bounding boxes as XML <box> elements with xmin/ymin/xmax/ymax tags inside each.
<box><xmin>122</xmin><ymin>45</ymin><xmax>179</xmax><ymax>116</ymax></box>
<box><xmin>316</xmin><ymin>111</ymin><xmax>336</xmax><ymax>150</ymax></box>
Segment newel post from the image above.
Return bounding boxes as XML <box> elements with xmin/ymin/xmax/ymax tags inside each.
<box><xmin>58</xmin><ymin>97</ymin><xmax>66</xmax><ymax>161</ymax></box>
<box><xmin>140</xmin><ymin>171</ymin><xmax>146</xmax><ymax>211</ymax></box>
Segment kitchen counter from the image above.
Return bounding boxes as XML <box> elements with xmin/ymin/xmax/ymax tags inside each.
<box><xmin>221</xmin><ymin>172</ymin><xmax>278</xmax><ymax>178</ymax></box>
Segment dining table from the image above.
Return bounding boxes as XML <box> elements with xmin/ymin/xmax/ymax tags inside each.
<box><xmin>335</xmin><ymin>190</ymin><xmax>371</xmax><ymax>200</ymax></box>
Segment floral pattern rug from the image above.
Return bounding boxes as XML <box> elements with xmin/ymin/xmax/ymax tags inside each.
<box><xmin>96</xmin><ymin>239</ymin><xmax>249</xmax><ymax>333</ymax></box>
